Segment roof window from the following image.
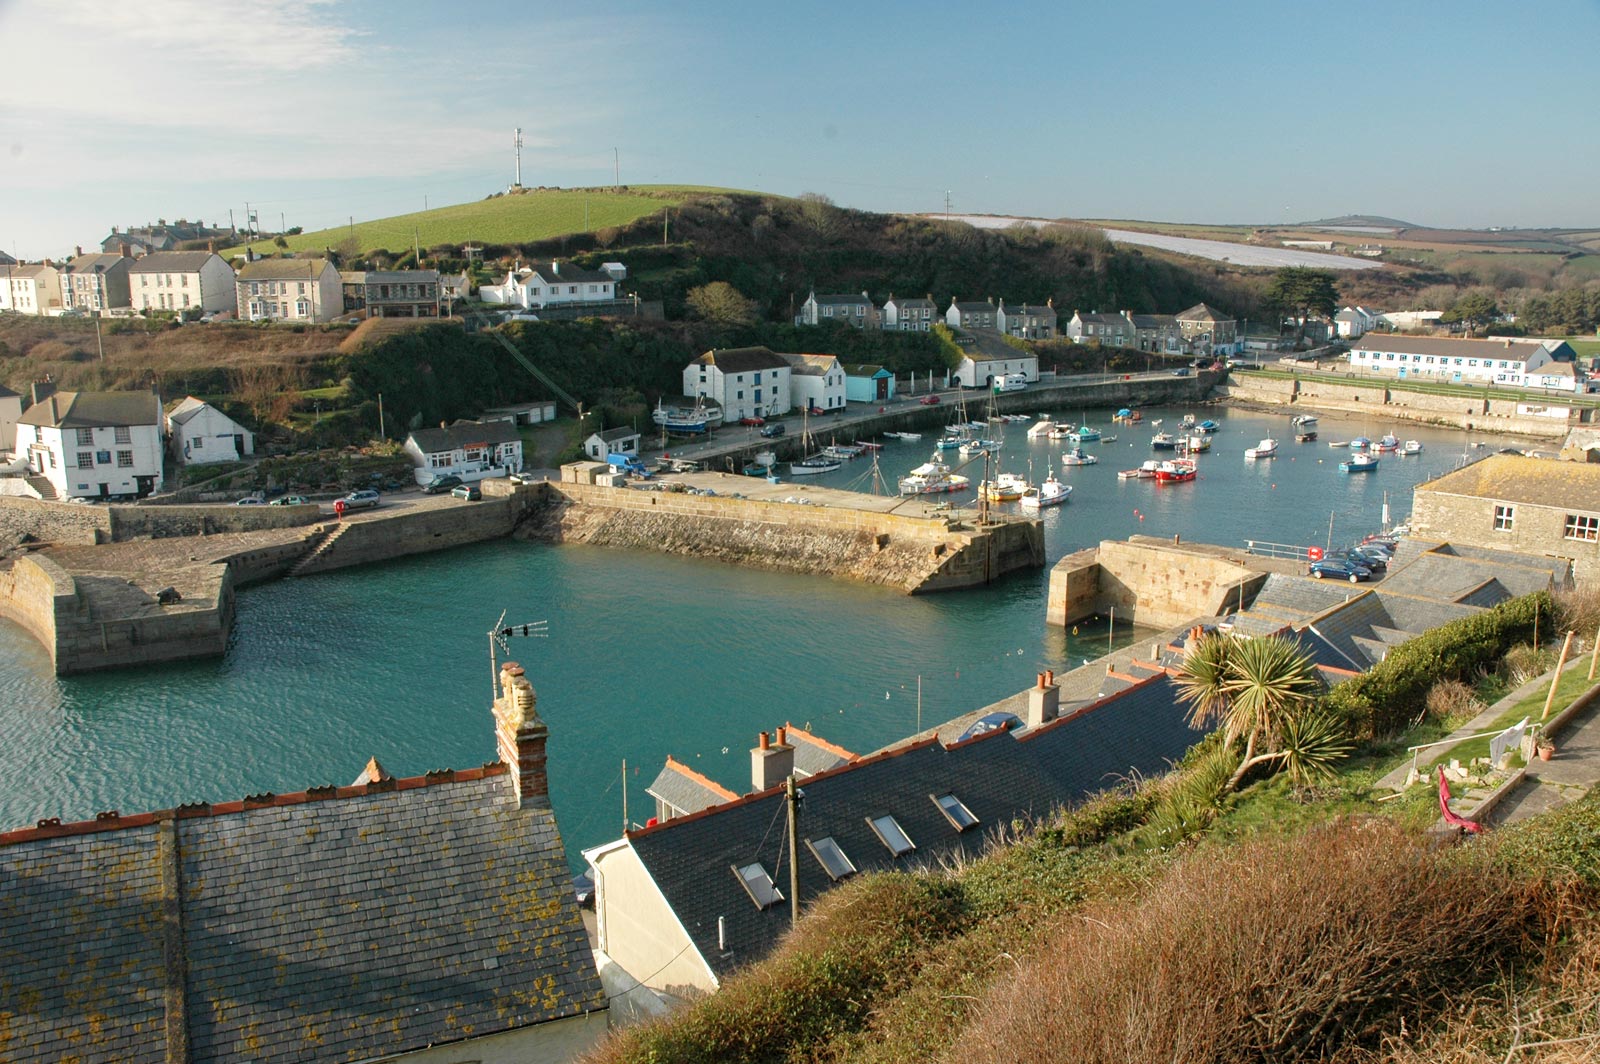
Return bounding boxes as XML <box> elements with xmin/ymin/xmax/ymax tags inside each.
<box><xmin>933</xmin><ymin>793</ymin><xmax>979</xmax><ymax>831</ymax></box>
<box><xmin>807</xmin><ymin>836</ymin><xmax>857</xmax><ymax>881</ymax></box>
<box><xmin>867</xmin><ymin>814</ymin><xmax>915</xmax><ymax>856</ymax></box>
<box><xmin>733</xmin><ymin>862</ymin><xmax>784</xmax><ymax>909</ymax></box>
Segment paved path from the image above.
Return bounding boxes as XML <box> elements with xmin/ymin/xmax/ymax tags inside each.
<box><xmin>1489</xmin><ymin>693</ymin><xmax>1600</xmax><ymax>826</ymax></box>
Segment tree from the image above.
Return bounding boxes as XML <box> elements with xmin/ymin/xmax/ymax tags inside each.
<box><xmin>1174</xmin><ymin>633</ymin><xmax>1348</xmax><ymax>791</ymax></box>
<box><xmin>685</xmin><ymin>281</ymin><xmax>758</xmax><ymax>326</ymax></box>
<box><xmin>1264</xmin><ymin>267</ymin><xmax>1339</xmax><ymax>345</ymax></box>
<box><xmin>1442</xmin><ymin>292</ymin><xmax>1500</xmax><ymax>332</ymax></box>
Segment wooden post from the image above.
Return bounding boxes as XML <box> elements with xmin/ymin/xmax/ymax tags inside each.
<box><xmin>1542</xmin><ymin>631</ymin><xmax>1575</xmax><ymax>720</ymax></box>
<box><xmin>1589</xmin><ymin>623</ymin><xmax>1600</xmax><ymax>681</ymax></box>
<box><xmin>786</xmin><ymin>775</ymin><xmax>800</xmax><ymax>929</ymax></box>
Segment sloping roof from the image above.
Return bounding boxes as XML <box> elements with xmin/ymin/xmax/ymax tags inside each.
<box><xmin>1129</xmin><ymin>313</ymin><xmax>1179</xmax><ymax>329</ymax></box>
<box><xmin>1416</xmin><ymin>454</ymin><xmax>1600</xmax><ymax>514</ymax></box>
<box><xmin>527</xmin><ymin>261</ymin><xmax>612</xmax><ymax>284</ymax></box>
<box><xmin>364</xmin><ymin>269</ymin><xmax>440</xmax><ymax>284</ymax></box>
<box><xmin>236</xmin><ymin>258</ymin><xmax>333</xmax><ymax>280</ymax></box>
<box><xmin>808</xmin><ymin>292</ymin><xmax>872</xmax><ymax>306</ymax></box>
<box><xmin>339</xmin><ymin>270</ymin><xmax>367</xmax><ymax>283</ymax></box>
<box><xmin>165</xmin><ymin>395</ymin><xmax>208</xmax><ymax>425</ymax></box>
<box><xmin>1176</xmin><ymin>302</ymin><xmax>1232</xmax><ymax>322</ymax></box>
<box><xmin>623</xmin><ymin>674</ymin><xmax>1203</xmax><ymax>978</ymax></box>
<box><xmin>785</xmin><ymin>724</ymin><xmax>856</xmax><ymax>776</ymax></box>
<box><xmin>0</xmin><ymin>248</ymin><xmax>15</xmax><ymax>266</ymax></box>
<box><xmin>886</xmin><ymin>296</ymin><xmax>936</xmax><ymax>308</ymax></box>
<box><xmin>693</xmin><ymin>346</ymin><xmax>790</xmax><ymax>374</ymax></box>
<box><xmin>950</xmin><ymin>301</ymin><xmax>994</xmax><ymax>314</ymax></box>
<box><xmin>0</xmin><ymin>382</ymin><xmax>18</xmax><ymax>399</ymax></box>
<box><xmin>1351</xmin><ymin>334</ymin><xmax>1553</xmax><ymax>362</ymax></box>
<box><xmin>1072</xmin><ymin>312</ymin><xmax>1126</xmax><ymax>326</ymax></box>
<box><xmin>0</xmin><ymin>766</ymin><xmax>605</xmax><ymax>1063</ymax></box>
<box><xmin>779</xmin><ymin>353</ymin><xmax>839</xmax><ymax>376</ymax></box>
<box><xmin>62</xmin><ymin>253</ymin><xmax>128</xmax><ymax>274</ymax></box>
<box><xmin>647</xmin><ymin>756</ymin><xmax>739</xmax><ymax>817</ymax></box>
<box><xmin>126</xmin><ymin>251</ymin><xmax>221</xmax><ymax>274</ymax></box>
<box><xmin>19</xmin><ymin>390</ymin><xmax>159</xmax><ymax>428</ymax></box>
<box><xmin>7</xmin><ymin>264</ymin><xmax>55</xmax><ymax>279</ymax></box>
<box><xmin>841</xmin><ymin>363</ymin><xmax>890</xmax><ymax>377</ymax></box>
<box><xmin>594</xmin><ymin>426</ymin><xmax>640</xmax><ymax>443</ymax></box>
<box><xmin>407</xmin><ymin>419</ymin><xmax>523</xmax><ymax>454</ymax></box>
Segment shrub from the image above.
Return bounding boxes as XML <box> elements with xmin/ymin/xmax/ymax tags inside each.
<box><xmin>1424</xmin><ymin>678</ymin><xmax>1483</xmax><ymax>721</ymax></box>
<box><xmin>1556</xmin><ymin>584</ymin><xmax>1600</xmax><ymax>651</ymax></box>
<box><xmin>950</xmin><ymin>822</ymin><xmax>1548</xmax><ymax>1064</ymax></box>
<box><xmin>1503</xmin><ymin>642</ymin><xmax>1556</xmax><ymax>687</ymax></box>
<box><xmin>1325</xmin><ymin>592</ymin><xmax>1552</xmax><ymax>739</ymax></box>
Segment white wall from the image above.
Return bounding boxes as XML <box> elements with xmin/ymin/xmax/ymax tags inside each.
<box><xmin>588</xmin><ymin>842</ymin><xmax>718</xmax><ymax>999</ymax></box>
<box><xmin>0</xmin><ymin>394</ymin><xmax>22</xmax><ymax>454</ymax></box>
<box><xmin>22</xmin><ymin>420</ymin><xmax>163</xmax><ymax>498</ymax></box>
<box><xmin>173</xmin><ymin>404</ymin><xmax>254</xmax><ymax>464</ymax></box>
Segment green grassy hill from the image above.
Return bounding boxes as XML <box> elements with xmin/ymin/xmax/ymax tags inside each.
<box><xmin>223</xmin><ymin>185</ymin><xmax>755</xmax><ymax>258</ymax></box>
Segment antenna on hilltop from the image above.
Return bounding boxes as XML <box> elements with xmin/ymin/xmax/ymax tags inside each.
<box><xmin>513</xmin><ymin>127</ymin><xmax>524</xmax><ymax>189</ymax></box>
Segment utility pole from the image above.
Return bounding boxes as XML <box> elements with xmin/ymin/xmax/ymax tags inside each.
<box><xmin>377</xmin><ymin>393</ymin><xmax>385</xmax><ymax>439</ymax></box>
<box><xmin>280</xmin><ymin>212</ymin><xmax>285</xmax><ymax>235</ymax></box>
<box><xmin>513</xmin><ymin>127</ymin><xmax>523</xmax><ymax>188</ymax></box>
<box><xmin>944</xmin><ymin>190</ymin><xmax>952</xmax><ymax>225</ymax></box>
<box><xmin>613</xmin><ymin>147</ymin><xmax>620</xmax><ymax>190</ymax></box>
<box><xmin>785</xmin><ymin>775</ymin><xmax>801</xmax><ymax>929</ymax></box>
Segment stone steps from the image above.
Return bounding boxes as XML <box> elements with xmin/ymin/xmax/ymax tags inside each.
<box><xmin>287</xmin><ymin>524</ymin><xmax>345</xmax><ymax>578</ymax></box>
<box><xmin>25</xmin><ymin>476</ymin><xmax>57</xmax><ymax>501</ymax></box>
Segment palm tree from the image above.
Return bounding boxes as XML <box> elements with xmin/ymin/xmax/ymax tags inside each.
<box><xmin>1174</xmin><ymin>632</ymin><xmax>1346</xmax><ymax>791</ymax></box>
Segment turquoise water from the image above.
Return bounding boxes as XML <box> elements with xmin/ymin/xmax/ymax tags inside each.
<box><xmin>0</xmin><ymin>404</ymin><xmax>1499</xmax><ymax>868</ymax></box>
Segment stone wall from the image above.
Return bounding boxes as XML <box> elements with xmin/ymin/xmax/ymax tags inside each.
<box><xmin>1221</xmin><ymin>375</ymin><xmax>1577</xmax><ymax>438</ymax></box>
<box><xmin>291</xmin><ymin>498</ymin><xmax>523</xmax><ymax>577</ymax></box>
<box><xmin>0</xmin><ymin>497</ymin><xmax>112</xmax><ymax>547</ymax></box>
<box><xmin>1411</xmin><ymin>490</ymin><xmax>1595</xmax><ymax>585</ymax></box>
<box><xmin>107</xmin><ymin>503</ymin><xmax>321</xmax><ymax>540</ymax></box>
<box><xmin>1045</xmin><ymin>536</ymin><xmax>1265</xmax><ymax>629</ymax></box>
<box><xmin>0</xmin><ymin>554</ymin><xmax>73</xmax><ymax>663</ymax></box>
<box><xmin>532</xmin><ymin>481</ymin><xmax>1043</xmax><ymax>593</ymax></box>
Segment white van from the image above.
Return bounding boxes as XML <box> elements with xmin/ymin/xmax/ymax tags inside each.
<box><xmin>998</xmin><ymin>373</ymin><xmax>1029</xmax><ymax>391</ymax></box>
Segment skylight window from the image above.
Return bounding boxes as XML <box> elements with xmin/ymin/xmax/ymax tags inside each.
<box><xmin>933</xmin><ymin>793</ymin><xmax>979</xmax><ymax>832</ymax></box>
<box><xmin>807</xmin><ymin>836</ymin><xmax>857</xmax><ymax>881</ymax></box>
<box><xmin>733</xmin><ymin>862</ymin><xmax>783</xmax><ymax>909</ymax></box>
<box><xmin>867</xmin><ymin>814</ymin><xmax>915</xmax><ymax>856</ymax></box>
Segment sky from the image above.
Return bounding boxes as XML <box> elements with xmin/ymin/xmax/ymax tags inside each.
<box><xmin>1</xmin><ymin>0</ymin><xmax>1597</xmax><ymax>259</ymax></box>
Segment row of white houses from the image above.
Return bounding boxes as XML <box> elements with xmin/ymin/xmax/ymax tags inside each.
<box><xmin>1347</xmin><ymin>335</ymin><xmax>1587</xmax><ymax>392</ymax></box>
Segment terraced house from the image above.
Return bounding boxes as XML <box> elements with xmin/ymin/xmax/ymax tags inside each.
<box><xmin>362</xmin><ymin>268</ymin><xmax>441</xmax><ymax>317</ymax></box>
<box><xmin>798</xmin><ymin>289</ymin><xmax>879</xmax><ymax>328</ymax></box>
<box><xmin>60</xmin><ymin>248</ymin><xmax>132</xmax><ymax>315</ymax></box>
<box><xmin>1349</xmin><ymin>335</ymin><xmax>1582</xmax><ymax>392</ymax></box>
<box><xmin>235</xmin><ymin>257</ymin><xmax>341</xmax><ymax>322</ymax></box>
<box><xmin>127</xmin><ymin>250</ymin><xmax>236</xmax><ymax>315</ymax></box>
<box><xmin>14</xmin><ymin>384</ymin><xmax>163</xmax><ymax>500</ymax></box>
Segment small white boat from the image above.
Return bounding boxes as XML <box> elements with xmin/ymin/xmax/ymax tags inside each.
<box><xmin>1400</xmin><ymin>440</ymin><xmax>1424</xmax><ymax>456</ymax></box>
<box><xmin>1027</xmin><ymin>419</ymin><xmax>1057</xmax><ymax>438</ymax></box>
<box><xmin>1048</xmin><ymin>424</ymin><xmax>1076</xmax><ymax>440</ymax></box>
<box><xmin>790</xmin><ymin>456</ymin><xmax>842</xmax><ymax>476</ymax></box>
<box><xmin>884</xmin><ymin>431</ymin><xmax>922</xmax><ymax>441</ymax></box>
<box><xmin>900</xmin><ymin>453</ymin><xmax>970</xmax><ymax>495</ymax></box>
<box><xmin>1340</xmin><ymin>452</ymin><xmax>1379</xmax><ymax>473</ymax></box>
<box><xmin>1118</xmin><ymin>459</ymin><xmax>1162</xmax><ymax>480</ymax></box>
<box><xmin>1244</xmin><ymin>438</ymin><xmax>1279</xmax><ymax>460</ymax></box>
<box><xmin>1291</xmin><ymin>414</ymin><xmax>1318</xmax><ymax>428</ymax></box>
<box><xmin>982</xmin><ymin>471</ymin><xmax>1029</xmax><ymax>502</ymax></box>
<box><xmin>1062</xmin><ymin>447</ymin><xmax>1099</xmax><ymax>466</ymax></box>
<box><xmin>959</xmin><ymin>438</ymin><xmax>1000</xmax><ymax>457</ymax></box>
<box><xmin>822</xmin><ymin>443</ymin><xmax>864</xmax><ymax>460</ymax></box>
<box><xmin>1020</xmin><ymin>473</ymin><xmax>1071</xmax><ymax>509</ymax></box>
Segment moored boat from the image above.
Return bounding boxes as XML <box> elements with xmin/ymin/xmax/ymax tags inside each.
<box><xmin>1295</xmin><ymin>430</ymin><xmax>1318</xmax><ymax>443</ymax></box>
<box><xmin>1349</xmin><ymin>436</ymin><xmax>1372</xmax><ymax>451</ymax></box>
<box><xmin>1027</xmin><ymin>419</ymin><xmax>1057</xmax><ymax>438</ymax></box>
<box><xmin>959</xmin><ymin>438</ymin><xmax>1001</xmax><ymax>457</ymax></box>
<box><xmin>1118</xmin><ymin>459</ymin><xmax>1163</xmax><ymax>480</ymax></box>
<box><xmin>1244</xmin><ymin>438</ymin><xmax>1278</xmax><ymax>459</ymax></box>
<box><xmin>981</xmin><ymin>471</ymin><xmax>1029</xmax><ymax>502</ymax></box>
<box><xmin>1113</xmin><ymin>408</ymin><xmax>1142</xmax><ymax>424</ymax></box>
<box><xmin>1340</xmin><ymin>452</ymin><xmax>1379</xmax><ymax>473</ymax></box>
<box><xmin>1198</xmin><ymin>419</ymin><xmax>1220</xmax><ymax>434</ymax></box>
<box><xmin>1020</xmin><ymin>472</ymin><xmax>1071</xmax><ymax>508</ymax></box>
<box><xmin>1154</xmin><ymin>458</ymin><xmax>1198</xmax><ymax>483</ymax></box>
<box><xmin>1151</xmin><ymin>432</ymin><xmax>1177</xmax><ymax>450</ymax></box>
<box><xmin>884</xmin><ymin>431</ymin><xmax>922</xmax><ymax>441</ymax></box>
<box><xmin>1291</xmin><ymin>414</ymin><xmax>1318</xmax><ymax>428</ymax></box>
<box><xmin>1400</xmin><ymin>440</ymin><xmax>1424</xmax><ymax>456</ymax></box>
<box><xmin>1061</xmin><ymin>447</ymin><xmax>1098</xmax><ymax>466</ymax></box>
<box><xmin>652</xmin><ymin>397</ymin><xmax>724</xmax><ymax>435</ymax></box>
<box><xmin>899</xmin><ymin>452</ymin><xmax>971</xmax><ymax>495</ymax></box>
<box><xmin>823</xmin><ymin>443</ymin><xmax>865</xmax><ymax>460</ymax></box>
<box><xmin>1073</xmin><ymin>425</ymin><xmax>1102</xmax><ymax>442</ymax></box>
<box><xmin>789</xmin><ymin>456</ymin><xmax>842</xmax><ymax>476</ymax></box>
<box><xmin>1376</xmin><ymin>434</ymin><xmax>1400</xmax><ymax>452</ymax></box>
<box><xmin>1181</xmin><ymin>434</ymin><xmax>1211</xmax><ymax>453</ymax></box>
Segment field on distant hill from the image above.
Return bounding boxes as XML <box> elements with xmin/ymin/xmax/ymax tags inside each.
<box><xmin>224</xmin><ymin>185</ymin><xmax>753</xmax><ymax>258</ymax></box>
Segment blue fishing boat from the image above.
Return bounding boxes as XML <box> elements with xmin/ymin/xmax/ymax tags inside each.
<box><xmin>1340</xmin><ymin>453</ymin><xmax>1379</xmax><ymax>473</ymax></box>
<box><xmin>1198</xmin><ymin>419</ymin><xmax>1220</xmax><ymax>434</ymax></box>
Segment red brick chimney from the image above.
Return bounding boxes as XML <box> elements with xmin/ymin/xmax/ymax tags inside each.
<box><xmin>493</xmin><ymin>662</ymin><xmax>549</xmax><ymax>809</ymax></box>
<box><xmin>750</xmin><ymin>727</ymin><xmax>795</xmax><ymax>792</ymax></box>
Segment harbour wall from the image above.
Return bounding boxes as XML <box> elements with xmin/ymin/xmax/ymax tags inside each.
<box><xmin>286</xmin><ymin>496</ymin><xmax>524</xmax><ymax>577</ymax></box>
<box><xmin>0</xmin><ymin>552</ymin><xmax>234</xmax><ymax>674</ymax></box>
<box><xmin>528</xmin><ymin>480</ymin><xmax>1045</xmax><ymax>593</ymax></box>
<box><xmin>1046</xmin><ymin>536</ymin><xmax>1266</xmax><ymax>629</ymax></box>
<box><xmin>0</xmin><ymin>496</ymin><xmax>322</xmax><ymax>550</ymax></box>
<box><xmin>1219</xmin><ymin>374</ymin><xmax>1583</xmax><ymax>439</ymax></box>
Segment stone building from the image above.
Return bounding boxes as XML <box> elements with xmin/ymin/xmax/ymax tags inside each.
<box><xmin>1409</xmin><ymin>454</ymin><xmax>1596</xmax><ymax>583</ymax></box>
<box><xmin>0</xmin><ymin>661</ymin><xmax>609</xmax><ymax>1062</ymax></box>
<box><xmin>235</xmin><ymin>258</ymin><xmax>342</xmax><ymax>322</ymax></box>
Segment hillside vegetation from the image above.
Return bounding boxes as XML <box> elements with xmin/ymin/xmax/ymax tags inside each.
<box><xmin>582</xmin><ymin>592</ymin><xmax>1600</xmax><ymax>1064</ymax></box>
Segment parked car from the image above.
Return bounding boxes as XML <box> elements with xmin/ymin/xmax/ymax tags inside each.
<box><xmin>738</xmin><ymin>416</ymin><xmax>765</xmax><ymax>426</ymax></box>
<box><xmin>759</xmin><ymin>423</ymin><xmax>786</xmax><ymax>438</ymax></box>
<box><xmin>1171</xmin><ymin>367</ymin><xmax>1191</xmax><ymax>377</ymax></box>
<box><xmin>919</xmin><ymin>394</ymin><xmax>942</xmax><ymax>405</ymax></box>
<box><xmin>423</xmin><ymin>474</ymin><xmax>463</xmax><ymax>495</ymax></box>
<box><xmin>341</xmin><ymin>489</ymin><xmax>381</xmax><ymax>510</ymax></box>
<box><xmin>508</xmin><ymin>471</ymin><xmax>538</xmax><ymax>485</ymax></box>
<box><xmin>1309</xmin><ymin>557</ymin><xmax>1372</xmax><ymax>583</ymax></box>
<box><xmin>451</xmin><ymin>484</ymin><xmax>482</xmax><ymax>501</ymax></box>
<box><xmin>234</xmin><ymin>495</ymin><xmax>265</xmax><ymax>506</ymax></box>
<box><xmin>268</xmin><ymin>495</ymin><xmax>309</xmax><ymax>506</ymax></box>
<box><xmin>1349</xmin><ymin>546</ymin><xmax>1391</xmax><ymax>571</ymax></box>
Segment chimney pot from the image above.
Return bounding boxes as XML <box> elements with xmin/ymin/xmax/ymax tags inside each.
<box><xmin>492</xmin><ymin>663</ymin><xmax>548</xmax><ymax>809</ymax></box>
<box><xmin>751</xmin><ymin>728</ymin><xmax>794</xmax><ymax>792</ymax></box>
<box><xmin>759</xmin><ymin>730</ymin><xmax>770</xmax><ymax>751</ymax></box>
<box><xmin>1026</xmin><ymin>671</ymin><xmax>1060</xmax><ymax>728</ymax></box>
<box><xmin>75</xmin><ymin>245</ymin><xmax>83</xmax><ymax>257</ymax></box>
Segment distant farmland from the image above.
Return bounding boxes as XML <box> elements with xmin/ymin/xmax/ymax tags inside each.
<box><xmin>223</xmin><ymin>185</ymin><xmax>741</xmax><ymax>257</ymax></box>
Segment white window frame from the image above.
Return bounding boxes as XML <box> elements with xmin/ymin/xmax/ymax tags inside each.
<box><xmin>867</xmin><ymin>814</ymin><xmax>915</xmax><ymax>856</ymax></box>
<box><xmin>733</xmin><ymin>862</ymin><xmax>783</xmax><ymax>909</ymax></box>
<box><xmin>932</xmin><ymin>792</ymin><xmax>979</xmax><ymax>831</ymax></box>
<box><xmin>1493</xmin><ymin>504</ymin><xmax>1514</xmax><ymax>532</ymax></box>
<box><xmin>806</xmin><ymin>836</ymin><xmax>856</xmax><ymax>881</ymax></box>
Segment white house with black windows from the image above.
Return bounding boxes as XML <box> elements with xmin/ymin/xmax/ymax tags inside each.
<box><xmin>402</xmin><ymin>420</ymin><xmax>524</xmax><ymax>486</ymax></box>
<box><xmin>779</xmin><ymin>353</ymin><xmax>847</xmax><ymax>413</ymax></box>
<box><xmin>584</xmin><ymin>427</ymin><xmax>641</xmax><ymax>461</ymax></box>
<box><xmin>479</xmin><ymin>260</ymin><xmax>620</xmax><ymax>310</ymax></box>
<box><xmin>683</xmin><ymin>347</ymin><xmax>793</xmax><ymax>423</ymax></box>
<box><xmin>954</xmin><ymin>352</ymin><xmax>1039</xmax><ymax>389</ymax></box>
<box><xmin>164</xmin><ymin>396</ymin><xmax>254</xmax><ymax>465</ymax></box>
<box><xmin>15</xmin><ymin>386</ymin><xmax>164</xmax><ymax>499</ymax></box>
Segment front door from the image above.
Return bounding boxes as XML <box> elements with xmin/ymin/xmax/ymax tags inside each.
<box><xmin>135</xmin><ymin>476</ymin><xmax>155</xmax><ymax>497</ymax></box>
<box><xmin>98</xmin><ymin>483</ymin><xmax>109</xmax><ymax>499</ymax></box>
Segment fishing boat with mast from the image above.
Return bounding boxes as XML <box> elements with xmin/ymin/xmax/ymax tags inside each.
<box><xmin>1020</xmin><ymin>471</ymin><xmax>1070</xmax><ymax>508</ymax></box>
<box><xmin>1153</xmin><ymin>457</ymin><xmax>1198</xmax><ymax>483</ymax></box>
<box><xmin>652</xmin><ymin>396</ymin><xmax>723</xmax><ymax>436</ymax></box>
<box><xmin>789</xmin><ymin>407</ymin><xmax>842</xmax><ymax>476</ymax></box>
<box><xmin>1118</xmin><ymin>459</ymin><xmax>1163</xmax><ymax>480</ymax></box>
<box><xmin>898</xmin><ymin>450</ymin><xmax>971</xmax><ymax>495</ymax></box>
<box><xmin>1061</xmin><ymin>447</ymin><xmax>1098</xmax><ymax>466</ymax></box>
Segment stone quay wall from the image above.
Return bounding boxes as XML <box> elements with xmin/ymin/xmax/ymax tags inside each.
<box><xmin>289</xmin><ymin>497</ymin><xmax>524</xmax><ymax>577</ymax></box>
<box><xmin>0</xmin><ymin>497</ymin><xmax>112</xmax><ymax>546</ymax></box>
<box><xmin>532</xmin><ymin>481</ymin><xmax>1043</xmax><ymax>593</ymax></box>
<box><xmin>1220</xmin><ymin>375</ymin><xmax>1581</xmax><ymax>439</ymax></box>
<box><xmin>0</xmin><ymin>554</ymin><xmax>74</xmax><ymax>663</ymax></box>
<box><xmin>107</xmin><ymin>503</ymin><xmax>321</xmax><ymax>540</ymax></box>
<box><xmin>1046</xmin><ymin>536</ymin><xmax>1265</xmax><ymax>629</ymax></box>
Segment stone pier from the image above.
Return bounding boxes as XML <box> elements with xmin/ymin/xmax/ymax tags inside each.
<box><xmin>1046</xmin><ymin>535</ymin><xmax>1272</xmax><ymax>629</ymax></box>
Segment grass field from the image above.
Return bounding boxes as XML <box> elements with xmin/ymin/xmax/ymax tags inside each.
<box><xmin>224</xmin><ymin>184</ymin><xmax>756</xmax><ymax>257</ymax></box>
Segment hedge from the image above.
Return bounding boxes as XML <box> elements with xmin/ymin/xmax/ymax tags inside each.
<box><xmin>1325</xmin><ymin>591</ymin><xmax>1554</xmax><ymax>739</ymax></box>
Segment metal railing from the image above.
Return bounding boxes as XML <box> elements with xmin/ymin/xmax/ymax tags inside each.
<box><xmin>1243</xmin><ymin>539</ymin><xmax>1313</xmax><ymax>561</ymax></box>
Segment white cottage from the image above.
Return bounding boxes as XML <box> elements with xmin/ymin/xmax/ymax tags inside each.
<box><xmin>584</xmin><ymin>426</ymin><xmax>641</xmax><ymax>461</ymax></box>
<box><xmin>954</xmin><ymin>353</ymin><xmax>1038</xmax><ymax>389</ymax></box>
<box><xmin>683</xmin><ymin>347</ymin><xmax>793</xmax><ymax>423</ymax></box>
<box><xmin>478</xmin><ymin>260</ymin><xmax>619</xmax><ymax>310</ymax></box>
<box><xmin>779</xmin><ymin>353</ymin><xmax>847</xmax><ymax>412</ymax></box>
<box><xmin>16</xmin><ymin>387</ymin><xmax>164</xmax><ymax>500</ymax></box>
<box><xmin>164</xmin><ymin>396</ymin><xmax>255</xmax><ymax>465</ymax></box>
<box><xmin>403</xmin><ymin>419</ymin><xmax>524</xmax><ymax>485</ymax></box>
<box><xmin>128</xmin><ymin>251</ymin><xmax>237</xmax><ymax>315</ymax></box>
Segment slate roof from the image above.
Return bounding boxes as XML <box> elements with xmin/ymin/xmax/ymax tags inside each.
<box><xmin>1072</xmin><ymin>312</ymin><xmax>1127</xmax><ymax>326</ymax></box>
<box><xmin>622</xmin><ymin>672</ymin><xmax>1204</xmax><ymax>978</ymax></box>
<box><xmin>786</xmin><ymin>725</ymin><xmax>856</xmax><ymax>776</ymax></box>
<box><xmin>126</xmin><ymin>251</ymin><xmax>220</xmax><ymax>274</ymax></box>
<box><xmin>950</xmin><ymin>301</ymin><xmax>995</xmax><ymax>314</ymax></box>
<box><xmin>1129</xmin><ymin>313</ymin><xmax>1179</xmax><ymax>329</ymax></box>
<box><xmin>364</xmin><ymin>269</ymin><xmax>440</xmax><ymax>284</ymax></box>
<box><xmin>1351</xmin><ymin>334</ymin><xmax>1560</xmax><ymax>363</ymax></box>
<box><xmin>885</xmin><ymin>296</ymin><xmax>936</xmax><ymax>309</ymax></box>
<box><xmin>842</xmin><ymin>363</ymin><xmax>890</xmax><ymax>377</ymax></box>
<box><xmin>0</xmin><ymin>249</ymin><xmax>15</xmax><ymax>266</ymax></box>
<box><xmin>647</xmin><ymin>757</ymin><xmax>739</xmax><ymax>818</ymax></box>
<box><xmin>62</xmin><ymin>252</ymin><xmax>129</xmax><ymax>275</ymax></box>
<box><xmin>236</xmin><ymin>258</ymin><xmax>333</xmax><ymax>281</ymax></box>
<box><xmin>525</xmin><ymin>261</ymin><xmax>613</xmax><ymax>284</ymax></box>
<box><xmin>1177</xmin><ymin>302</ymin><xmax>1233</xmax><ymax>323</ymax></box>
<box><xmin>808</xmin><ymin>292</ymin><xmax>873</xmax><ymax>306</ymax></box>
<box><xmin>407</xmin><ymin>419</ymin><xmax>522</xmax><ymax>454</ymax></box>
<box><xmin>165</xmin><ymin>395</ymin><xmax>209</xmax><ymax>425</ymax></box>
<box><xmin>780</xmin><ymin>353</ymin><xmax>839</xmax><ymax>376</ymax></box>
<box><xmin>693</xmin><ymin>346</ymin><xmax>790</xmax><ymax>374</ymax></box>
<box><xmin>0</xmin><ymin>766</ymin><xmax>605</xmax><ymax>1063</ymax></box>
<box><xmin>18</xmin><ymin>390</ymin><xmax>159</xmax><ymax>428</ymax></box>
<box><xmin>1416</xmin><ymin>454</ymin><xmax>1600</xmax><ymax>515</ymax></box>
<box><xmin>0</xmin><ymin>383</ymin><xmax>18</xmax><ymax>398</ymax></box>
<box><xmin>594</xmin><ymin>426</ymin><xmax>640</xmax><ymax>443</ymax></box>
<box><xmin>7</xmin><ymin>264</ymin><xmax>55</xmax><ymax>279</ymax></box>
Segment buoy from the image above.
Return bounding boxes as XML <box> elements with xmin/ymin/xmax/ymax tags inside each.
<box><xmin>1072</xmin><ymin>626</ymin><xmax>1079</xmax><ymax>635</ymax></box>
